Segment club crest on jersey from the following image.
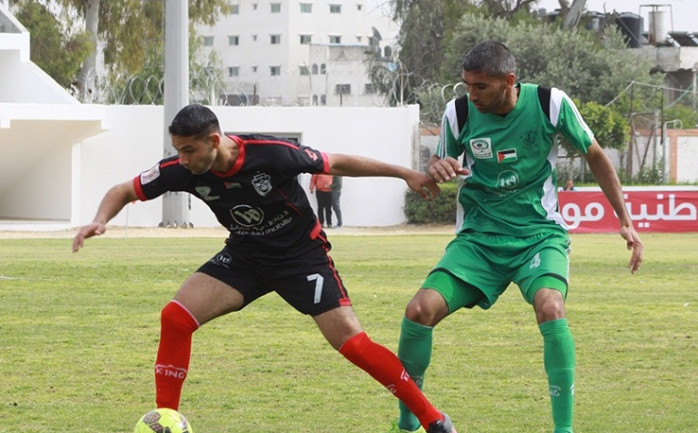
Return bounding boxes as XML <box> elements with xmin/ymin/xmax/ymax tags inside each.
<box><xmin>252</xmin><ymin>172</ymin><xmax>273</xmax><ymax>196</ymax></box>
<box><xmin>521</xmin><ymin>130</ymin><xmax>537</xmax><ymax>149</ymax></box>
<box><xmin>469</xmin><ymin>138</ymin><xmax>493</xmax><ymax>159</ymax></box>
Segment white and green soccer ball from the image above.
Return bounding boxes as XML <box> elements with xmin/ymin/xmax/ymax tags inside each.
<box><xmin>133</xmin><ymin>408</ymin><xmax>194</xmax><ymax>433</ymax></box>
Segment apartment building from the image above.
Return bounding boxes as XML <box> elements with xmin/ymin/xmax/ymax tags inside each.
<box><xmin>197</xmin><ymin>0</ymin><xmax>397</xmax><ymax>107</ymax></box>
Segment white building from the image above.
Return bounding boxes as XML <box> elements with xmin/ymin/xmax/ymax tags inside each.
<box><xmin>0</xmin><ymin>1</ymin><xmax>422</xmax><ymax>231</ymax></box>
<box><xmin>196</xmin><ymin>0</ymin><xmax>397</xmax><ymax>107</ymax></box>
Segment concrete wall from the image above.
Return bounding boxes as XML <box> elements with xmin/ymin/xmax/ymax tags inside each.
<box><xmin>73</xmin><ymin>104</ymin><xmax>421</xmax><ymax>229</ymax></box>
<box><xmin>669</xmin><ymin>128</ymin><xmax>698</xmax><ymax>183</ymax></box>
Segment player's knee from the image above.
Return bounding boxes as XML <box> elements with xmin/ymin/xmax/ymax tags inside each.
<box><xmin>161</xmin><ymin>301</ymin><xmax>200</xmax><ymax>334</ymax></box>
<box><xmin>533</xmin><ymin>290</ymin><xmax>566</xmax><ymax>323</ymax></box>
<box><xmin>404</xmin><ymin>298</ymin><xmax>438</xmax><ymax>326</ymax></box>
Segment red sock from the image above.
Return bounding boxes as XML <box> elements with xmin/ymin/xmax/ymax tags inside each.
<box><xmin>154</xmin><ymin>301</ymin><xmax>199</xmax><ymax>410</ymax></box>
<box><xmin>339</xmin><ymin>332</ymin><xmax>442</xmax><ymax>428</ymax></box>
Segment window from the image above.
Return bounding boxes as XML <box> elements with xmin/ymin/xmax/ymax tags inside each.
<box><xmin>299</xmin><ymin>65</ymin><xmax>310</xmax><ymax>76</ymax></box>
<box><xmin>313</xmin><ymin>95</ymin><xmax>318</xmax><ymax>105</ymax></box>
<box><xmin>364</xmin><ymin>83</ymin><xmax>375</xmax><ymax>94</ymax></box>
<box><xmin>300</xmin><ymin>34</ymin><xmax>312</xmax><ymax>44</ymax></box>
<box><xmin>228</xmin><ymin>67</ymin><xmax>239</xmax><ymax>77</ymax></box>
<box><xmin>270</xmin><ymin>3</ymin><xmax>281</xmax><ymax>12</ymax></box>
<box><xmin>329</xmin><ymin>35</ymin><xmax>341</xmax><ymax>44</ymax></box>
<box><xmin>271</xmin><ymin>34</ymin><xmax>281</xmax><ymax>45</ymax></box>
<box><xmin>320</xmin><ymin>95</ymin><xmax>326</xmax><ymax>105</ymax></box>
<box><xmin>202</xmin><ymin>36</ymin><xmax>214</xmax><ymax>47</ymax></box>
<box><xmin>252</xmin><ymin>65</ymin><xmax>258</xmax><ymax>73</ymax></box>
<box><xmin>320</xmin><ymin>63</ymin><xmax>326</xmax><ymax>74</ymax></box>
<box><xmin>228</xmin><ymin>35</ymin><xmax>239</xmax><ymax>46</ymax></box>
<box><xmin>231</xmin><ymin>4</ymin><xmax>239</xmax><ymax>14</ymax></box>
<box><xmin>335</xmin><ymin>84</ymin><xmax>351</xmax><ymax>95</ymax></box>
<box><xmin>252</xmin><ymin>34</ymin><xmax>258</xmax><ymax>42</ymax></box>
<box><xmin>330</xmin><ymin>4</ymin><xmax>341</xmax><ymax>13</ymax></box>
<box><xmin>312</xmin><ymin>64</ymin><xmax>318</xmax><ymax>75</ymax></box>
<box><xmin>300</xmin><ymin>3</ymin><xmax>312</xmax><ymax>13</ymax></box>
<box><xmin>357</xmin><ymin>4</ymin><xmax>362</xmax><ymax>11</ymax></box>
<box><xmin>252</xmin><ymin>3</ymin><xmax>258</xmax><ymax>9</ymax></box>
<box><xmin>270</xmin><ymin>66</ymin><xmax>281</xmax><ymax>76</ymax></box>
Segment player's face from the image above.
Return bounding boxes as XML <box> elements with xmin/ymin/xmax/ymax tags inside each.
<box><xmin>171</xmin><ymin>134</ymin><xmax>217</xmax><ymax>175</ymax></box>
<box><xmin>462</xmin><ymin>70</ymin><xmax>514</xmax><ymax>115</ymax></box>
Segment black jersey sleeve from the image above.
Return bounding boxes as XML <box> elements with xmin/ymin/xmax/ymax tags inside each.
<box><xmin>133</xmin><ymin>156</ymin><xmax>192</xmax><ymax>201</ymax></box>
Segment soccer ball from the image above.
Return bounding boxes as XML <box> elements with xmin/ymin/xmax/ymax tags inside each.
<box><xmin>133</xmin><ymin>408</ymin><xmax>194</xmax><ymax>433</ymax></box>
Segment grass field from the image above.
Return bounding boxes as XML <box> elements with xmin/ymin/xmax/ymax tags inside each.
<box><xmin>0</xmin><ymin>232</ymin><xmax>696</xmax><ymax>432</ymax></box>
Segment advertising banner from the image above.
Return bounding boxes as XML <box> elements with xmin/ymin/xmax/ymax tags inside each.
<box><xmin>558</xmin><ymin>188</ymin><xmax>698</xmax><ymax>233</ymax></box>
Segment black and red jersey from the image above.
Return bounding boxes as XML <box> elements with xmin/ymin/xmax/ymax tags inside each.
<box><xmin>134</xmin><ymin>134</ymin><xmax>329</xmax><ymax>254</ymax></box>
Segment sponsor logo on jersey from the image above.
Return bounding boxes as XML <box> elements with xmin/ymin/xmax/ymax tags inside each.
<box><xmin>230</xmin><ymin>204</ymin><xmax>265</xmax><ymax>227</ymax></box>
<box><xmin>496</xmin><ymin>170</ymin><xmax>519</xmax><ymax>189</ymax></box>
<box><xmin>210</xmin><ymin>252</ymin><xmax>233</xmax><ymax>268</ymax></box>
<box><xmin>224</xmin><ymin>181</ymin><xmax>242</xmax><ymax>189</ymax></box>
<box><xmin>252</xmin><ymin>172</ymin><xmax>273</xmax><ymax>196</ymax></box>
<box><xmin>469</xmin><ymin>138</ymin><xmax>493</xmax><ymax>159</ymax></box>
<box><xmin>497</xmin><ymin>148</ymin><xmax>517</xmax><ymax>163</ymax></box>
<box><xmin>140</xmin><ymin>164</ymin><xmax>161</xmax><ymax>185</ymax></box>
<box><xmin>195</xmin><ymin>186</ymin><xmax>220</xmax><ymax>201</ymax></box>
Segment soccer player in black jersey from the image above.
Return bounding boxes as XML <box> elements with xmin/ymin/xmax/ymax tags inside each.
<box><xmin>72</xmin><ymin>104</ymin><xmax>457</xmax><ymax>433</ymax></box>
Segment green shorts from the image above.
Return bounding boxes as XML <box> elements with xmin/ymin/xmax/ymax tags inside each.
<box><xmin>422</xmin><ymin>231</ymin><xmax>571</xmax><ymax>311</ymax></box>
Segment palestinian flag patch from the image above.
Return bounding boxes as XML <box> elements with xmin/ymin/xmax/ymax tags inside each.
<box><xmin>497</xmin><ymin>149</ymin><xmax>517</xmax><ymax>163</ymax></box>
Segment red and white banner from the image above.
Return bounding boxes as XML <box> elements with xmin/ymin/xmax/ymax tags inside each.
<box><xmin>558</xmin><ymin>188</ymin><xmax>698</xmax><ymax>233</ymax></box>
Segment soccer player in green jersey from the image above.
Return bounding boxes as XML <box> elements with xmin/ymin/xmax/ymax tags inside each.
<box><xmin>391</xmin><ymin>41</ymin><xmax>643</xmax><ymax>433</ymax></box>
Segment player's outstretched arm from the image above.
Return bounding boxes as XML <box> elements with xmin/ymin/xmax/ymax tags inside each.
<box><xmin>72</xmin><ymin>180</ymin><xmax>139</xmax><ymax>253</ymax></box>
<box><xmin>584</xmin><ymin>141</ymin><xmax>643</xmax><ymax>273</ymax></box>
<box><xmin>327</xmin><ymin>153</ymin><xmax>440</xmax><ymax>199</ymax></box>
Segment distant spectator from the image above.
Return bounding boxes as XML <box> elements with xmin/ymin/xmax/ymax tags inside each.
<box><xmin>310</xmin><ymin>173</ymin><xmax>333</xmax><ymax>228</ymax></box>
<box><xmin>563</xmin><ymin>179</ymin><xmax>575</xmax><ymax>191</ymax></box>
<box><xmin>331</xmin><ymin>175</ymin><xmax>343</xmax><ymax>228</ymax></box>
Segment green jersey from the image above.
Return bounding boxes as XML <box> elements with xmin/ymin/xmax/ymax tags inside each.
<box><xmin>436</xmin><ymin>83</ymin><xmax>594</xmax><ymax>236</ymax></box>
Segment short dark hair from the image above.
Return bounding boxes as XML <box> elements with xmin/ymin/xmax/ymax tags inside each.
<box><xmin>462</xmin><ymin>40</ymin><xmax>516</xmax><ymax>77</ymax></box>
<box><xmin>168</xmin><ymin>104</ymin><xmax>221</xmax><ymax>139</ymax></box>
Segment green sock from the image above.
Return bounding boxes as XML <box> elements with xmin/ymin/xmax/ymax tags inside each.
<box><xmin>397</xmin><ymin>316</ymin><xmax>434</xmax><ymax>431</ymax></box>
<box><xmin>539</xmin><ymin>318</ymin><xmax>576</xmax><ymax>433</ymax></box>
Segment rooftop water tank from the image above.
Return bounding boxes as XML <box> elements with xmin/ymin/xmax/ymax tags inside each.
<box><xmin>648</xmin><ymin>10</ymin><xmax>668</xmax><ymax>45</ymax></box>
<box><xmin>616</xmin><ymin>12</ymin><xmax>644</xmax><ymax>48</ymax></box>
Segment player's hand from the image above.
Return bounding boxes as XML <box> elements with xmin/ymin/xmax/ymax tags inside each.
<box><xmin>72</xmin><ymin>223</ymin><xmax>107</xmax><ymax>253</ymax></box>
<box><xmin>406</xmin><ymin>172</ymin><xmax>441</xmax><ymax>199</ymax></box>
<box><xmin>429</xmin><ymin>156</ymin><xmax>470</xmax><ymax>182</ymax></box>
<box><xmin>620</xmin><ymin>225</ymin><xmax>643</xmax><ymax>274</ymax></box>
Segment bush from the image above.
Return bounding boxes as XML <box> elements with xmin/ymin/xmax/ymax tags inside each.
<box><xmin>404</xmin><ymin>181</ymin><xmax>458</xmax><ymax>224</ymax></box>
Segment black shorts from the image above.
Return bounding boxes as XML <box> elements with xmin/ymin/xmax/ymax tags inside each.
<box><xmin>196</xmin><ymin>243</ymin><xmax>352</xmax><ymax>316</ymax></box>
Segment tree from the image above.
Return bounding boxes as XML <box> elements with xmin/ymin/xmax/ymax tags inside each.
<box><xmin>103</xmin><ymin>30</ymin><xmax>224</xmax><ymax>105</ymax></box>
<box><xmin>566</xmin><ymin>100</ymin><xmax>629</xmax><ymax>153</ymax></box>
<box><xmin>12</xmin><ymin>1</ymin><xmax>93</xmax><ymax>91</ymax></box>
<box><xmin>479</xmin><ymin>0</ymin><xmax>538</xmax><ymax>20</ymax></box>
<box><xmin>389</xmin><ymin>0</ymin><xmax>477</xmax><ymax>84</ymax></box>
<box><xmin>12</xmin><ymin>0</ymin><xmax>232</xmax><ymax>102</ymax></box>
<box><xmin>664</xmin><ymin>103</ymin><xmax>698</xmax><ymax>129</ymax></box>
<box><xmin>440</xmin><ymin>13</ymin><xmax>658</xmax><ymax>104</ymax></box>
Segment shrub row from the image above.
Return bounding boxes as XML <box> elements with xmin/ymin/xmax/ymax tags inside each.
<box><xmin>404</xmin><ymin>181</ymin><xmax>458</xmax><ymax>224</ymax></box>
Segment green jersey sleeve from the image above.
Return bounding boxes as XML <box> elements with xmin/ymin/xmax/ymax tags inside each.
<box><xmin>436</xmin><ymin>98</ymin><xmax>466</xmax><ymax>159</ymax></box>
<box><xmin>550</xmin><ymin>87</ymin><xmax>594</xmax><ymax>154</ymax></box>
